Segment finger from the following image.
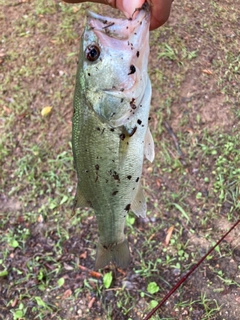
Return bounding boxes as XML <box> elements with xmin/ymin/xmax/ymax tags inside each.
<box><xmin>116</xmin><ymin>0</ymin><xmax>145</xmax><ymax>18</ymax></box>
<box><xmin>149</xmin><ymin>0</ymin><xmax>173</xmax><ymax>30</ymax></box>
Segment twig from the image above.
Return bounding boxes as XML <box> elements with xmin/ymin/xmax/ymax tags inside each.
<box><xmin>143</xmin><ymin>218</ymin><xmax>240</xmax><ymax>320</ymax></box>
<box><xmin>164</xmin><ymin>121</ymin><xmax>186</xmax><ymax>163</ymax></box>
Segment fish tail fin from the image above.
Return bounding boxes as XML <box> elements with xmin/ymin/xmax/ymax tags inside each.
<box><xmin>95</xmin><ymin>239</ymin><xmax>130</xmax><ymax>270</ymax></box>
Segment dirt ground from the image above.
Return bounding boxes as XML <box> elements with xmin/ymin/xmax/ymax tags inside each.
<box><xmin>0</xmin><ymin>0</ymin><xmax>239</xmax><ymax>319</ymax></box>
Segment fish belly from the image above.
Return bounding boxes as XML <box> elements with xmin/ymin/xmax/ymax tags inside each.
<box><xmin>72</xmin><ymin>106</ymin><xmax>146</xmax><ymax>268</ymax></box>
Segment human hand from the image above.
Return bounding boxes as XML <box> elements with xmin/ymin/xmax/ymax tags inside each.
<box><xmin>63</xmin><ymin>0</ymin><xmax>173</xmax><ymax>30</ymax></box>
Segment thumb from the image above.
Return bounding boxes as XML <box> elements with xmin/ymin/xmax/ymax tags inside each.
<box><xmin>116</xmin><ymin>0</ymin><xmax>145</xmax><ymax>18</ymax></box>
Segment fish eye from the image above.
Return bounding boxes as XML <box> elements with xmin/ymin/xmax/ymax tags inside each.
<box><xmin>85</xmin><ymin>45</ymin><xmax>100</xmax><ymax>62</ymax></box>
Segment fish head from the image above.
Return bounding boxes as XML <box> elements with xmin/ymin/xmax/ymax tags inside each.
<box><xmin>79</xmin><ymin>4</ymin><xmax>151</xmax><ymax>125</ymax></box>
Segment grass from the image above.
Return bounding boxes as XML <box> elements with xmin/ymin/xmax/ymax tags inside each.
<box><xmin>0</xmin><ymin>0</ymin><xmax>240</xmax><ymax>319</ymax></box>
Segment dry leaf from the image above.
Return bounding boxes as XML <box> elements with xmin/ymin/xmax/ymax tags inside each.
<box><xmin>72</xmin><ymin>6</ymin><xmax>80</xmax><ymax>13</ymax></box>
<box><xmin>165</xmin><ymin>226</ymin><xmax>174</xmax><ymax>246</ymax></box>
<box><xmin>17</xmin><ymin>216</ymin><xmax>25</xmax><ymax>223</ymax></box>
<box><xmin>3</xmin><ymin>106</ymin><xmax>11</xmax><ymax>114</ymax></box>
<box><xmin>156</xmin><ymin>179</ymin><xmax>161</xmax><ymax>188</ymax></box>
<box><xmin>80</xmin><ymin>251</ymin><xmax>87</xmax><ymax>259</ymax></box>
<box><xmin>202</xmin><ymin>69</ymin><xmax>213</xmax><ymax>75</ymax></box>
<box><xmin>62</xmin><ymin>289</ymin><xmax>72</xmax><ymax>299</ymax></box>
<box><xmin>11</xmin><ymin>298</ymin><xmax>18</xmax><ymax>307</ymax></box>
<box><xmin>88</xmin><ymin>297</ymin><xmax>96</xmax><ymax>309</ymax></box>
<box><xmin>89</xmin><ymin>270</ymin><xmax>102</xmax><ymax>278</ymax></box>
<box><xmin>38</xmin><ymin>214</ymin><xmax>43</xmax><ymax>223</ymax></box>
<box><xmin>149</xmin><ymin>233</ymin><xmax>156</xmax><ymax>241</ymax></box>
<box><xmin>17</xmin><ymin>112</ymin><xmax>28</xmax><ymax>120</ymax></box>
<box><xmin>64</xmin><ymin>263</ymin><xmax>74</xmax><ymax>271</ymax></box>
<box><xmin>117</xmin><ymin>268</ymin><xmax>127</xmax><ymax>276</ymax></box>
<box><xmin>79</xmin><ymin>265</ymin><xmax>102</xmax><ymax>279</ymax></box>
<box><xmin>41</xmin><ymin>106</ymin><xmax>52</xmax><ymax>117</ymax></box>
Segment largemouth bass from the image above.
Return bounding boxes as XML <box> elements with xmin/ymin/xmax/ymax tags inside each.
<box><xmin>72</xmin><ymin>2</ymin><xmax>154</xmax><ymax>269</ymax></box>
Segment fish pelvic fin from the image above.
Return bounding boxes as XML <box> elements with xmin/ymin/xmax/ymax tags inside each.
<box><xmin>144</xmin><ymin>126</ymin><xmax>155</xmax><ymax>162</ymax></box>
<box><xmin>131</xmin><ymin>183</ymin><xmax>147</xmax><ymax>218</ymax></box>
<box><xmin>95</xmin><ymin>239</ymin><xmax>130</xmax><ymax>270</ymax></box>
<box><xmin>73</xmin><ymin>183</ymin><xmax>92</xmax><ymax>209</ymax></box>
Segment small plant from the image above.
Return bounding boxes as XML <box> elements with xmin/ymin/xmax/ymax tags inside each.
<box><xmin>103</xmin><ymin>271</ymin><xmax>113</xmax><ymax>289</ymax></box>
<box><xmin>147</xmin><ymin>282</ymin><xmax>160</xmax><ymax>295</ymax></box>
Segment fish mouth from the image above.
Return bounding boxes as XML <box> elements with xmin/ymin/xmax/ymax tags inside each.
<box><xmin>86</xmin><ymin>2</ymin><xmax>150</xmax><ymax>42</ymax></box>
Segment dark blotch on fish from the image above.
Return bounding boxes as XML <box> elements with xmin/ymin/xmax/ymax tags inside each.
<box><xmin>120</xmin><ymin>133</ymin><xmax>126</xmax><ymax>140</ymax></box>
<box><xmin>112</xmin><ymin>191</ymin><xmax>118</xmax><ymax>196</ymax></box>
<box><xmin>110</xmin><ymin>128</ymin><xmax>115</xmax><ymax>132</ymax></box>
<box><xmin>129</xmin><ymin>126</ymin><xmax>137</xmax><ymax>137</ymax></box>
<box><xmin>113</xmin><ymin>172</ymin><xmax>120</xmax><ymax>182</ymax></box>
<box><xmin>137</xmin><ymin>119</ymin><xmax>142</xmax><ymax>125</ymax></box>
<box><xmin>125</xmin><ymin>204</ymin><xmax>131</xmax><ymax>211</ymax></box>
<box><xmin>136</xmin><ymin>51</ymin><xmax>140</xmax><ymax>57</ymax></box>
<box><xmin>127</xmin><ymin>175</ymin><xmax>132</xmax><ymax>180</ymax></box>
<box><xmin>128</xmin><ymin>65</ymin><xmax>136</xmax><ymax>75</ymax></box>
<box><xmin>130</xmin><ymin>98</ymin><xmax>137</xmax><ymax>109</ymax></box>
<box><xmin>95</xmin><ymin>164</ymin><xmax>99</xmax><ymax>170</ymax></box>
<box><xmin>136</xmin><ymin>177</ymin><xmax>139</xmax><ymax>182</ymax></box>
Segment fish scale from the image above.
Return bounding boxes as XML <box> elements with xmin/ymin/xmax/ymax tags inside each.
<box><xmin>72</xmin><ymin>2</ymin><xmax>154</xmax><ymax>269</ymax></box>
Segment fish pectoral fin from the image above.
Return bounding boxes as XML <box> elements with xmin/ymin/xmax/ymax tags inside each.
<box><xmin>131</xmin><ymin>183</ymin><xmax>147</xmax><ymax>218</ymax></box>
<box><xmin>144</xmin><ymin>126</ymin><xmax>155</xmax><ymax>162</ymax></box>
<box><xmin>95</xmin><ymin>239</ymin><xmax>130</xmax><ymax>270</ymax></box>
<box><xmin>119</xmin><ymin>133</ymin><xmax>131</xmax><ymax>168</ymax></box>
<box><xmin>73</xmin><ymin>184</ymin><xmax>92</xmax><ymax>209</ymax></box>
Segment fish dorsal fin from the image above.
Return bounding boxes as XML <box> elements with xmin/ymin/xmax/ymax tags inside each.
<box><xmin>73</xmin><ymin>184</ymin><xmax>92</xmax><ymax>209</ymax></box>
<box><xmin>144</xmin><ymin>126</ymin><xmax>155</xmax><ymax>162</ymax></box>
<box><xmin>131</xmin><ymin>183</ymin><xmax>146</xmax><ymax>218</ymax></box>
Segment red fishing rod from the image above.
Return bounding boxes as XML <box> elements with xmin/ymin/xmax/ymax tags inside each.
<box><xmin>144</xmin><ymin>218</ymin><xmax>240</xmax><ymax>320</ymax></box>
